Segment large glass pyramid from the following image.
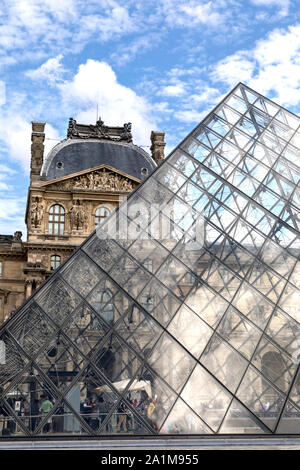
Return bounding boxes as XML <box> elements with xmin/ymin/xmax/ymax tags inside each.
<box><xmin>1</xmin><ymin>82</ymin><xmax>300</xmax><ymax>437</ymax></box>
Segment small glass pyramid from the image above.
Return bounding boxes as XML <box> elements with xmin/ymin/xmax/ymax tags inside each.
<box><xmin>1</xmin><ymin>83</ymin><xmax>300</xmax><ymax>437</ymax></box>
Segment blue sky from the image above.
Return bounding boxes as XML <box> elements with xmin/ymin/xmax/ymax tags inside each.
<box><xmin>0</xmin><ymin>0</ymin><xmax>300</xmax><ymax>236</ymax></box>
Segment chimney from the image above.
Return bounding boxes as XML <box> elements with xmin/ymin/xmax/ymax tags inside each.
<box><xmin>30</xmin><ymin>122</ymin><xmax>45</xmax><ymax>182</ymax></box>
<box><xmin>150</xmin><ymin>131</ymin><xmax>165</xmax><ymax>165</ymax></box>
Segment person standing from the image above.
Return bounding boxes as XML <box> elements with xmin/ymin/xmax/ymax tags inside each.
<box><xmin>117</xmin><ymin>402</ymin><xmax>127</xmax><ymax>433</ymax></box>
<box><xmin>41</xmin><ymin>395</ymin><xmax>53</xmax><ymax>433</ymax></box>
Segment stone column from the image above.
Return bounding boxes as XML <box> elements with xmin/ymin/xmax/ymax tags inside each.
<box><xmin>30</xmin><ymin>122</ymin><xmax>45</xmax><ymax>183</ymax></box>
<box><xmin>150</xmin><ymin>131</ymin><xmax>166</xmax><ymax>165</ymax></box>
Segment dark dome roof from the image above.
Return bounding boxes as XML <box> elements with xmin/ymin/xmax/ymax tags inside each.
<box><xmin>41</xmin><ymin>139</ymin><xmax>156</xmax><ymax>181</ymax></box>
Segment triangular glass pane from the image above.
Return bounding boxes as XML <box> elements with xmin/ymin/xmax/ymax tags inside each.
<box><xmin>276</xmin><ymin>400</ymin><xmax>300</xmax><ymax>434</ymax></box>
<box><xmin>236</xmin><ymin>365</ymin><xmax>285</xmax><ymax>431</ymax></box>
<box><xmin>219</xmin><ymin>399</ymin><xmax>269</xmax><ymax>434</ymax></box>
<box><xmin>161</xmin><ymin>398</ymin><xmax>213</xmax><ymax>434</ymax></box>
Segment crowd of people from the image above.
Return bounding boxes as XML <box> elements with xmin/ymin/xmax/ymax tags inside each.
<box><xmin>0</xmin><ymin>394</ymin><xmax>54</xmax><ymax>435</ymax></box>
<box><xmin>80</xmin><ymin>394</ymin><xmax>160</xmax><ymax>433</ymax></box>
<box><xmin>0</xmin><ymin>391</ymin><xmax>162</xmax><ymax>435</ymax></box>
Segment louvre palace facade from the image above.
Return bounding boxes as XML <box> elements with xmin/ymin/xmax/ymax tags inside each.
<box><xmin>0</xmin><ymin>83</ymin><xmax>299</xmax><ymax>438</ymax></box>
<box><xmin>0</xmin><ymin>118</ymin><xmax>165</xmax><ymax>323</ymax></box>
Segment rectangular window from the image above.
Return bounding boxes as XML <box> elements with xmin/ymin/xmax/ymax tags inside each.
<box><xmin>0</xmin><ymin>261</ymin><xmax>2</xmax><ymax>276</ymax></box>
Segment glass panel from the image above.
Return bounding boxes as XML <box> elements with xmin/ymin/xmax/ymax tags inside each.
<box><xmin>168</xmin><ymin>151</ymin><xmax>199</xmax><ymax>177</ymax></box>
<box><xmin>266</xmin><ymin>308</ymin><xmax>300</xmax><ymax>357</ymax></box>
<box><xmin>236</xmin><ymin>365</ymin><xmax>285</xmax><ymax>431</ymax></box>
<box><xmin>125</xmin><ymin>367</ymin><xmax>177</xmax><ymax>433</ymax></box>
<box><xmin>216</xmin><ymin>307</ymin><xmax>262</xmax><ymax>360</ymax></box>
<box><xmin>219</xmin><ymin>399</ymin><xmax>268</xmax><ymax>434</ymax></box>
<box><xmin>60</xmin><ymin>251</ymin><xmax>104</xmax><ymax>297</ymax></box>
<box><xmin>167</xmin><ymin>305</ymin><xmax>213</xmax><ymax>359</ymax></box>
<box><xmin>251</xmin><ymin>336</ymin><xmax>297</xmax><ymax>394</ymax></box>
<box><xmin>232</xmin><ymin>284</ymin><xmax>274</xmax><ymax>329</ymax></box>
<box><xmin>147</xmin><ymin>332</ymin><xmax>196</xmax><ymax>393</ymax></box>
<box><xmin>200</xmin><ymin>334</ymin><xmax>248</xmax><ymax>393</ymax></box>
<box><xmin>278</xmin><ymin>283</ymin><xmax>300</xmax><ymax>322</ymax></box>
<box><xmin>181</xmin><ymin>364</ymin><xmax>232</xmax><ymax>432</ymax></box>
<box><xmin>35</xmin><ymin>277</ymin><xmax>82</xmax><ymax>327</ymax></box>
<box><xmin>83</xmin><ymin>236</ymin><xmax>125</xmax><ymax>272</ymax></box>
<box><xmin>7</xmin><ymin>302</ymin><xmax>58</xmax><ymax>359</ymax></box>
<box><xmin>137</xmin><ymin>277</ymin><xmax>181</xmax><ymax>327</ymax></box>
<box><xmin>161</xmin><ymin>398</ymin><xmax>213</xmax><ymax>434</ymax></box>
<box><xmin>276</xmin><ymin>401</ymin><xmax>300</xmax><ymax>434</ymax></box>
<box><xmin>185</xmin><ymin>283</ymin><xmax>229</xmax><ymax>328</ymax></box>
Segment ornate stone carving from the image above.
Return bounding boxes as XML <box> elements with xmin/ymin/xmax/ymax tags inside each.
<box><xmin>13</xmin><ymin>231</ymin><xmax>22</xmax><ymax>242</ymax></box>
<box><xmin>69</xmin><ymin>200</ymin><xmax>87</xmax><ymax>231</ymax></box>
<box><xmin>48</xmin><ymin>168</ymin><xmax>135</xmax><ymax>192</ymax></box>
<box><xmin>30</xmin><ymin>197</ymin><xmax>44</xmax><ymax>228</ymax></box>
<box><xmin>67</xmin><ymin>117</ymin><xmax>133</xmax><ymax>143</ymax></box>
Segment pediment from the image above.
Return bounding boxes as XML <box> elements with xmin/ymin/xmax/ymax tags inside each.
<box><xmin>39</xmin><ymin>164</ymin><xmax>141</xmax><ymax>192</ymax></box>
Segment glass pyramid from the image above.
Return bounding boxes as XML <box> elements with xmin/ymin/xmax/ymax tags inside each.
<box><xmin>1</xmin><ymin>82</ymin><xmax>300</xmax><ymax>437</ymax></box>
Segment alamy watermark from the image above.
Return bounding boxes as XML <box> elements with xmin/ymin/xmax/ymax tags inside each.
<box><xmin>95</xmin><ymin>197</ymin><xmax>205</xmax><ymax>251</ymax></box>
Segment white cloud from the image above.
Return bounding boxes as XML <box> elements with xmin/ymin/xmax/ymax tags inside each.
<box><xmin>211</xmin><ymin>24</ymin><xmax>300</xmax><ymax>108</ymax></box>
<box><xmin>0</xmin><ymin>197</ymin><xmax>27</xmax><ymax>234</ymax></box>
<box><xmin>177</xmin><ymin>109</ymin><xmax>209</xmax><ymax>123</ymax></box>
<box><xmin>159</xmin><ymin>84</ymin><xmax>186</xmax><ymax>97</ymax></box>
<box><xmin>0</xmin><ymin>110</ymin><xmax>60</xmax><ymax>172</ymax></box>
<box><xmin>211</xmin><ymin>51</ymin><xmax>255</xmax><ymax>87</ymax></box>
<box><xmin>26</xmin><ymin>55</ymin><xmax>65</xmax><ymax>84</ymax></box>
<box><xmin>179</xmin><ymin>1</ymin><xmax>223</xmax><ymax>26</ymax></box>
<box><xmin>159</xmin><ymin>0</ymin><xmax>226</xmax><ymax>28</ymax></box>
<box><xmin>190</xmin><ymin>87</ymin><xmax>222</xmax><ymax>104</ymax></box>
<box><xmin>58</xmin><ymin>59</ymin><xmax>158</xmax><ymax>147</ymax></box>
<box><xmin>0</xmin><ymin>0</ymin><xmax>140</xmax><ymax>64</ymax></box>
<box><xmin>250</xmin><ymin>0</ymin><xmax>290</xmax><ymax>17</ymax></box>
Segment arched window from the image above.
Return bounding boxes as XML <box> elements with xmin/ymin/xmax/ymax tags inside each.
<box><xmin>94</xmin><ymin>206</ymin><xmax>111</xmax><ymax>228</ymax></box>
<box><xmin>91</xmin><ymin>289</ymin><xmax>114</xmax><ymax>328</ymax></box>
<box><xmin>50</xmin><ymin>255</ymin><xmax>61</xmax><ymax>271</ymax></box>
<box><xmin>49</xmin><ymin>205</ymin><xmax>65</xmax><ymax>235</ymax></box>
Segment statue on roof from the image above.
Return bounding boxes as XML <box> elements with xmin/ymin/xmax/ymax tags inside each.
<box><xmin>66</xmin><ymin>117</ymin><xmax>133</xmax><ymax>143</ymax></box>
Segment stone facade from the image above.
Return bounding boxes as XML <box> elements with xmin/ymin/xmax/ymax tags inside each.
<box><xmin>0</xmin><ymin>120</ymin><xmax>164</xmax><ymax>323</ymax></box>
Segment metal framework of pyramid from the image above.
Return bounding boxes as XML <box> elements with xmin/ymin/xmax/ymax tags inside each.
<box><xmin>1</xmin><ymin>83</ymin><xmax>300</xmax><ymax>437</ymax></box>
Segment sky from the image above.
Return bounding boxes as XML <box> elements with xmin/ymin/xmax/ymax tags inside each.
<box><xmin>0</xmin><ymin>0</ymin><xmax>300</xmax><ymax>236</ymax></box>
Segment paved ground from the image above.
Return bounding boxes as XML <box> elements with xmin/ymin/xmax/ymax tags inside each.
<box><xmin>0</xmin><ymin>437</ymin><xmax>299</xmax><ymax>450</ymax></box>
